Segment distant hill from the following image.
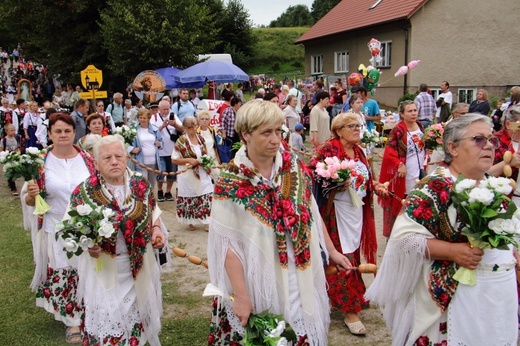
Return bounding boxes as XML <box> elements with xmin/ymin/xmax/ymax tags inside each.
<box><xmin>247</xmin><ymin>27</ymin><xmax>308</xmax><ymax>78</ymax></box>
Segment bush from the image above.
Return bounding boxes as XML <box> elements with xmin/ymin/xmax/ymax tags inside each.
<box><xmin>398</xmin><ymin>91</ymin><xmax>418</xmax><ymax>105</ymax></box>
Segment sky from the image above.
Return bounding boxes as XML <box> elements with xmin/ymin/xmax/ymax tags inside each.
<box><xmin>242</xmin><ymin>0</ymin><xmax>315</xmax><ymax>26</ymax></box>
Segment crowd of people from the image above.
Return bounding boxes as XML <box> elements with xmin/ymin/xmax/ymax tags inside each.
<box><xmin>2</xmin><ymin>59</ymin><xmax>520</xmax><ymax>345</ymax></box>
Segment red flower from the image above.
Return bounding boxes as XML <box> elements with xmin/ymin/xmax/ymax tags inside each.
<box><xmin>416</xmin><ymin>336</ymin><xmax>430</xmax><ymax>346</ymax></box>
<box><xmin>129</xmin><ymin>337</ymin><xmax>139</xmax><ymax>346</ymax></box>
<box><xmin>125</xmin><ymin>219</ymin><xmax>135</xmax><ymax>231</ymax></box>
<box><xmin>433</xmin><ymin>341</ymin><xmax>447</xmax><ymax>346</ymax></box>
<box><xmin>280</xmin><ymin>199</ymin><xmax>295</xmax><ymax>215</ymax></box>
<box><xmin>429</xmin><ymin>179</ymin><xmax>448</xmax><ymax>193</ymax></box>
<box><xmin>208</xmin><ymin>334</ymin><xmax>216</xmax><ymax>344</ymax></box>
<box><xmin>300</xmin><ymin>209</ymin><xmax>310</xmax><ymax>224</ymax></box>
<box><xmin>52</xmin><ymin>275</ymin><xmax>60</xmax><ymax>283</ymax></box>
<box><xmin>230</xmin><ymin>341</ymin><xmax>241</xmax><ymax>346</ymax></box>
<box><xmin>214</xmin><ymin>185</ymin><xmax>223</xmax><ymax>195</ymax></box>
<box><xmin>439</xmin><ymin>322</ymin><xmax>447</xmax><ymax>333</ymax></box>
<box><xmin>47</xmin><ymin>267</ymin><xmax>54</xmax><ymax>278</ymax></box>
<box><xmin>135</xmin><ymin>181</ymin><xmax>147</xmax><ymax>199</ymax></box>
<box><xmin>438</xmin><ymin>292</ymin><xmax>449</xmax><ymax>305</ymax></box>
<box><xmin>43</xmin><ymin>287</ymin><xmax>51</xmax><ymax>298</ymax></box>
<box><xmin>89</xmin><ymin>175</ymin><xmax>99</xmax><ymax>186</ymax></box>
<box><xmin>413</xmin><ymin>207</ymin><xmax>433</xmax><ymax>220</ymax></box>
<box><xmin>65</xmin><ymin>302</ymin><xmax>74</xmax><ymax>314</ymax></box>
<box><xmin>439</xmin><ymin>191</ymin><xmax>450</xmax><ymax>204</ymax></box>
<box><xmin>279</xmin><ymin>252</ymin><xmax>288</xmax><ymax>264</ymax></box>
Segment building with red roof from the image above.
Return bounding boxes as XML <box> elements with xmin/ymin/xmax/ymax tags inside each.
<box><xmin>296</xmin><ymin>0</ymin><xmax>520</xmax><ymax>107</ymax></box>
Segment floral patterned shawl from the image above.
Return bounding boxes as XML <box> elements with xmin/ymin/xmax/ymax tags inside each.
<box><xmin>69</xmin><ymin>170</ymin><xmax>156</xmax><ymax>279</ymax></box>
<box><xmin>175</xmin><ymin>133</ymin><xmax>210</xmax><ymax>179</ymax></box>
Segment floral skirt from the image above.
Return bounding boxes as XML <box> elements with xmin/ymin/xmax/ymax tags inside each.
<box><xmin>176</xmin><ymin>193</ymin><xmax>212</xmax><ymax>225</ymax></box>
<box><xmin>35</xmin><ymin>266</ymin><xmax>83</xmax><ymax>326</ymax></box>
<box><xmin>82</xmin><ymin>322</ymin><xmax>143</xmax><ymax>346</ymax></box>
<box><xmin>208</xmin><ymin>297</ymin><xmax>310</xmax><ymax>346</ymax></box>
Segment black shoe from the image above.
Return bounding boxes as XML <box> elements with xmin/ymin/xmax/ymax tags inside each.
<box><xmin>157</xmin><ymin>190</ymin><xmax>165</xmax><ymax>202</ymax></box>
<box><xmin>164</xmin><ymin>192</ymin><xmax>174</xmax><ymax>201</ymax></box>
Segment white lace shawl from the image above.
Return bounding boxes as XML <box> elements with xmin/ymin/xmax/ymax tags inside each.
<box><xmin>208</xmin><ymin>195</ymin><xmax>330</xmax><ymax>346</ymax></box>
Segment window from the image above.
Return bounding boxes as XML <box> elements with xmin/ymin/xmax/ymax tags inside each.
<box><xmin>458</xmin><ymin>88</ymin><xmax>476</xmax><ymax>103</ymax></box>
<box><xmin>430</xmin><ymin>88</ymin><xmax>441</xmax><ymax>100</ymax></box>
<box><xmin>311</xmin><ymin>55</ymin><xmax>323</xmax><ymax>75</ymax></box>
<box><xmin>334</xmin><ymin>51</ymin><xmax>349</xmax><ymax>73</ymax></box>
<box><xmin>375</xmin><ymin>41</ymin><xmax>392</xmax><ymax>67</ymax></box>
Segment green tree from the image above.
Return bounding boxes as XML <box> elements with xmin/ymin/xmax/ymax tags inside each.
<box><xmin>269</xmin><ymin>5</ymin><xmax>314</xmax><ymax>27</ymax></box>
<box><xmin>213</xmin><ymin>0</ymin><xmax>256</xmax><ymax>69</ymax></box>
<box><xmin>310</xmin><ymin>0</ymin><xmax>342</xmax><ymax>22</ymax></box>
<box><xmin>99</xmin><ymin>0</ymin><xmax>219</xmax><ymax>80</ymax></box>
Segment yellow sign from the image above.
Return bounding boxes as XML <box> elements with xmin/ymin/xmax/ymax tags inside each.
<box><xmin>80</xmin><ymin>65</ymin><xmax>104</xmax><ymax>91</ymax></box>
<box><xmin>80</xmin><ymin>90</ymin><xmax>108</xmax><ymax>99</ymax></box>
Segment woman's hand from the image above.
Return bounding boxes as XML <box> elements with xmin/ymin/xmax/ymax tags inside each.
<box><xmin>374</xmin><ymin>182</ymin><xmax>389</xmax><ymax>197</ymax></box>
<box><xmin>189</xmin><ymin>158</ymin><xmax>199</xmax><ymax>167</ymax></box>
<box><xmin>151</xmin><ymin>226</ymin><xmax>166</xmax><ymax>249</ymax></box>
<box><xmin>88</xmin><ymin>245</ymin><xmax>101</xmax><ymax>258</ymax></box>
<box><xmin>26</xmin><ymin>181</ymin><xmax>40</xmax><ymax>198</ymax></box>
<box><xmin>155</xmin><ymin>141</ymin><xmax>161</xmax><ymax>148</ymax></box>
<box><xmin>329</xmin><ymin>249</ymin><xmax>352</xmax><ymax>272</ymax></box>
<box><xmin>451</xmin><ymin>243</ymin><xmax>484</xmax><ymax>270</ymax></box>
<box><xmin>232</xmin><ymin>294</ymin><xmax>253</xmax><ymax>327</ymax></box>
<box><xmin>336</xmin><ymin>179</ymin><xmax>350</xmax><ymax>192</ymax></box>
<box><xmin>397</xmin><ymin>163</ymin><xmax>407</xmax><ymax>178</ymax></box>
<box><xmin>131</xmin><ymin>147</ymin><xmax>140</xmax><ymax>154</ymax></box>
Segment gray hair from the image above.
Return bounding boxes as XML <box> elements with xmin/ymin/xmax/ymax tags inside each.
<box><xmin>182</xmin><ymin>115</ymin><xmax>197</xmax><ymax>128</ymax></box>
<box><xmin>504</xmin><ymin>105</ymin><xmax>520</xmax><ymax>122</ymax></box>
<box><xmin>452</xmin><ymin>103</ymin><xmax>469</xmax><ymax>114</ymax></box>
<box><xmin>92</xmin><ymin>134</ymin><xmax>126</xmax><ymax>160</ymax></box>
<box><xmin>443</xmin><ymin>113</ymin><xmax>492</xmax><ymax>164</ymax></box>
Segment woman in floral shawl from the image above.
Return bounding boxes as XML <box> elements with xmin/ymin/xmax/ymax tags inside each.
<box><xmin>207</xmin><ymin>101</ymin><xmax>351</xmax><ymax>345</ymax></box>
<box><xmin>24</xmin><ymin>113</ymin><xmax>96</xmax><ymax>343</ymax></box>
<box><xmin>309</xmin><ymin>113</ymin><xmax>386</xmax><ymax>336</ymax></box>
<box><xmin>70</xmin><ymin>135</ymin><xmax>165</xmax><ymax>346</ymax></box>
<box><xmin>367</xmin><ymin>114</ymin><xmax>518</xmax><ymax>345</ymax></box>
<box><xmin>379</xmin><ymin>101</ymin><xmax>425</xmax><ymax>237</ymax></box>
<box><xmin>171</xmin><ymin>116</ymin><xmax>213</xmax><ymax>231</ymax></box>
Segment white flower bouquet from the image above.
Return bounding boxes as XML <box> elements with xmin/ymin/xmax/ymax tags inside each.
<box><xmin>114</xmin><ymin>125</ymin><xmax>137</xmax><ymax>145</ymax></box>
<box><xmin>55</xmin><ymin>204</ymin><xmax>117</xmax><ymax>271</ymax></box>
<box><xmin>0</xmin><ymin>146</ymin><xmax>51</xmax><ymax>215</ymax></box>
<box><xmin>244</xmin><ymin>310</ymin><xmax>297</xmax><ymax>346</ymax></box>
<box><xmin>198</xmin><ymin>154</ymin><xmax>215</xmax><ymax>171</ymax></box>
<box><xmin>361</xmin><ymin>128</ymin><xmax>381</xmax><ymax>146</ymax></box>
<box><xmin>451</xmin><ymin>175</ymin><xmax>520</xmax><ymax>285</ymax></box>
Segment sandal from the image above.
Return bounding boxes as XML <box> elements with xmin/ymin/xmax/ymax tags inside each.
<box><xmin>188</xmin><ymin>224</ymin><xmax>196</xmax><ymax>231</ymax></box>
<box><xmin>65</xmin><ymin>326</ymin><xmax>82</xmax><ymax>344</ymax></box>
<box><xmin>344</xmin><ymin>319</ymin><xmax>366</xmax><ymax>336</ymax></box>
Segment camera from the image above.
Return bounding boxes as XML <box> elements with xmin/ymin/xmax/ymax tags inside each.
<box><xmin>169</xmin><ymin>112</ymin><xmax>175</xmax><ymax>121</ymax></box>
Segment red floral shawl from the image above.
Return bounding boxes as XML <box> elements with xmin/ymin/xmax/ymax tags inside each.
<box><xmin>310</xmin><ymin>138</ymin><xmax>377</xmax><ymax>264</ymax></box>
<box><xmin>175</xmin><ymin>133</ymin><xmax>210</xmax><ymax>179</ymax></box>
<box><xmin>378</xmin><ymin>121</ymin><xmax>424</xmax><ymax>237</ymax></box>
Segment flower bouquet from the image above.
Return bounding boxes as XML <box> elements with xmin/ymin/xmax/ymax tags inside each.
<box><xmin>451</xmin><ymin>175</ymin><xmax>520</xmax><ymax>285</ymax></box>
<box><xmin>422</xmin><ymin>123</ymin><xmax>444</xmax><ymax>150</ymax></box>
<box><xmin>314</xmin><ymin>156</ymin><xmax>364</xmax><ymax>207</ymax></box>
<box><xmin>114</xmin><ymin>125</ymin><xmax>137</xmax><ymax>145</ymax></box>
<box><xmin>198</xmin><ymin>154</ymin><xmax>215</xmax><ymax>171</ymax></box>
<box><xmin>55</xmin><ymin>204</ymin><xmax>117</xmax><ymax>271</ymax></box>
<box><xmin>361</xmin><ymin>128</ymin><xmax>381</xmax><ymax>147</ymax></box>
<box><xmin>0</xmin><ymin>146</ymin><xmax>51</xmax><ymax>215</ymax></box>
<box><xmin>244</xmin><ymin>310</ymin><xmax>297</xmax><ymax>346</ymax></box>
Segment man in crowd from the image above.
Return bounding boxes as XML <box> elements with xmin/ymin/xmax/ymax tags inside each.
<box><xmin>287</xmin><ymin>80</ymin><xmax>302</xmax><ymax>114</ymax></box>
<box><xmin>171</xmin><ymin>88</ymin><xmax>196</xmax><ymax>123</ymax></box>
<box><xmin>221</xmin><ymin>97</ymin><xmax>242</xmax><ymax>161</ymax></box>
<box><xmin>311</xmin><ymin>79</ymin><xmax>324</xmax><ymax>105</ymax></box>
<box><xmin>123</xmin><ymin>99</ymin><xmax>133</xmax><ymax>124</ymax></box>
<box><xmin>435</xmin><ymin>81</ymin><xmax>453</xmax><ymax>123</ymax></box>
<box><xmin>309</xmin><ymin>91</ymin><xmax>330</xmax><ymax>145</ymax></box>
<box><xmin>189</xmin><ymin>89</ymin><xmax>200</xmax><ymax>109</ymax></box>
<box><xmin>106</xmin><ymin>92</ymin><xmax>125</xmax><ymax>127</ymax></box>
<box><xmin>414</xmin><ymin>83</ymin><xmax>437</xmax><ymax>127</ymax></box>
<box><xmin>71</xmin><ymin>98</ymin><xmax>89</xmax><ymax>143</ymax></box>
<box><xmin>150</xmin><ymin>100</ymin><xmax>184</xmax><ymax>201</ymax></box>
<box><xmin>358</xmin><ymin>86</ymin><xmax>381</xmax><ymax>131</ymax></box>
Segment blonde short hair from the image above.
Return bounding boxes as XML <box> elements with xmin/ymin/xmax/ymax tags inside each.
<box><xmin>477</xmin><ymin>89</ymin><xmax>488</xmax><ymax>101</ymax></box>
<box><xmin>137</xmin><ymin>108</ymin><xmax>151</xmax><ymax>119</ymax></box>
<box><xmin>197</xmin><ymin>110</ymin><xmax>211</xmax><ymax>120</ymax></box>
<box><xmin>331</xmin><ymin>113</ymin><xmax>361</xmax><ymax>139</ymax></box>
<box><xmin>235</xmin><ymin>100</ymin><xmax>284</xmax><ymax>141</ymax></box>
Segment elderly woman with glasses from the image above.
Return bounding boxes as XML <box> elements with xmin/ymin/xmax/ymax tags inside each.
<box><xmin>379</xmin><ymin>100</ymin><xmax>425</xmax><ymax>237</ymax></box>
<box><xmin>367</xmin><ymin>114</ymin><xmax>518</xmax><ymax>345</ymax></box>
<box><xmin>171</xmin><ymin>116</ymin><xmax>213</xmax><ymax>231</ymax></box>
<box><xmin>309</xmin><ymin>112</ymin><xmax>386</xmax><ymax>335</ymax></box>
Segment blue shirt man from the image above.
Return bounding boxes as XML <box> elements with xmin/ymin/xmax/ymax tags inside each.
<box><xmin>358</xmin><ymin>86</ymin><xmax>380</xmax><ymax>131</ymax></box>
<box><xmin>171</xmin><ymin>88</ymin><xmax>196</xmax><ymax>122</ymax></box>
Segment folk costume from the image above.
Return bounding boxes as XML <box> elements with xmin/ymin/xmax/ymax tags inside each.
<box><xmin>29</xmin><ymin>145</ymin><xmax>96</xmax><ymax>326</ymax></box>
<box><xmin>310</xmin><ymin>138</ymin><xmax>377</xmax><ymax>314</ymax></box>
<box><xmin>379</xmin><ymin>121</ymin><xmax>424</xmax><ymax>237</ymax></box>
<box><xmin>207</xmin><ymin>146</ymin><xmax>331</xmax><ymax>346</ymax></box>
<box><xmin>171</xmin><ymin>133</ymin><xmax>213</xmax><ymax>225</ymax></box>
<box><xmin>69</xmin><ymin>169</ymin><xmax>163</xmax><ymax>346</ymax></box>
<box><xmin>366</xmin><ymin>167</ymin><xmax>517</xmax><ymax>345</ymax></box>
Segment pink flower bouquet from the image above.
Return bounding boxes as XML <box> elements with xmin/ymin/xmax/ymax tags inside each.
<box><xmin>423</xmin><ymin>123</ymin><xmax>445</xmax><ymax>150</ymax></box>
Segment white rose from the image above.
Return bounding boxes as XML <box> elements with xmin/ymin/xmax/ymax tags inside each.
<box><xmin>82</xmin><ymin>226</ymin><xmax>92</xmax><ymax>235</ymax></box>
<box><xmin>501</xmin><ymin>219</ymin><xmax>517</xmax><ymax>234</ymax></box>
<box><xmin>488</xmin><ymin>219</ymin><xmax>505</xmax><ymax>234</ymax></box>
<box><xmin>276</xmin><ymin>338</ymin><xmax>288</xmax><ymax>346</ymax></box>
<box><xmin>485</xmin><ymin>177</ymin><xmax>513</xmax><ymax>195</ymax></box>
<box><xmin>63</xmin><ymin>238</ymin><xmax>79</xmax><ymax>253</ymax></box>
<box><xmin>76</xmin><ymin>204</ymin><xmax>93</xmax><ymax>216</ymax></box>
<box><xmin>79</xmin><ymin>235</ymin><xmax>94</xmax><ymax>249</ymax></box>
<box><xmin>26</xmin><ymin>147</ymin><xmax>40</xmax><ymax>155</ymax></box>
<box><xmin>268</xmin><ymin>321</ymin><xmax>286</xmax><ymax>338</ymax></box>
<box><xmin>0</xmin><ymin>151</ymin><xmax>8</xmax><ymax>163</ymax></box>
<box><xmin>98</xmin><ymin>220</ymin><xmax>115</xmax><ymax>238</ymax></box>
<box><xmin>55</xmin><ymin>222</ymin><xmax>65</xmax><ymax>232</ymax></box>
<box><xmin>455</xmin><ymin>179</ymin><xmax>477</xmax><ymax>193</ymax></box>
<box><xmin>102</xmin><ymin>208</ymin><xmax>115</xmax><ymax>219</ymax></box>
<box><xmin>467</xmin><ymin>187</ymin><xmax>495</xmax><ymax>205</ymax></box>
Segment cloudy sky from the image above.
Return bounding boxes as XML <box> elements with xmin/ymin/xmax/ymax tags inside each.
<box><xmin>242</xmin><ymin>0</ymin><xmax>315</xmax><ymax>26</ymax></box>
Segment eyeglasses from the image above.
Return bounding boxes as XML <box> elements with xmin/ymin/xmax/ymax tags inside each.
<box><xmin>342</xmin><ymin>124</ymin><xmax>364</xmax><ymax>131</ymax></box>
<box><xmin>456</xmin><ymin>135</ymin><xmax>499</xmax><ymax>149</ymax></box>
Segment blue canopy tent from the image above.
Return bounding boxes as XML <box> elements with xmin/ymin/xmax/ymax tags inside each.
<box><xmin>155</xmin><ymin>67</ymin><xmax>188</xmax><ymax>89</ymax></box>
<box><xmin>172</xmin><ymin>61</ymin><xmax>248</xmax><ymax>88</ymax></box>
